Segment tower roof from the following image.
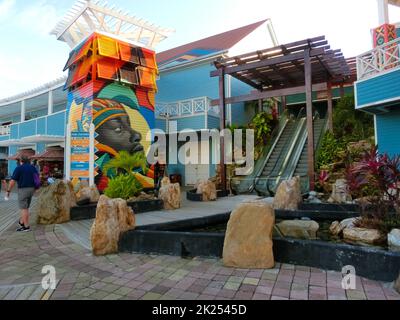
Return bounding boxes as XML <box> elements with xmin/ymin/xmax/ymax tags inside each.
<box><xmin>50</xmin><ymin>0</ymin><xmax>174</xmax><ymax>50</ymax></box>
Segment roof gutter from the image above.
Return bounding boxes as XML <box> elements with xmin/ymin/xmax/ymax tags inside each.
<box><xmin>159</xmin><ymin>50</ymin><xmax>229</xmax><ymax>73</ymax></box>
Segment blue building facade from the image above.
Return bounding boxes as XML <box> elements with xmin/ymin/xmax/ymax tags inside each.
<box><xmin>354</xmin><ymin>1</ymin><xmax>400</xmax><ymax>157</ymax></box>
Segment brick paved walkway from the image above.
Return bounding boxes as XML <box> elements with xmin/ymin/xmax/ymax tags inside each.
<box><xmin>0</xmin><ymin>197</ymin><xmax>399</xmax><ymax>300</ymax></box>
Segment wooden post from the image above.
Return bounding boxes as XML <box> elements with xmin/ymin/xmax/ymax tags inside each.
<box><xmin>258</xmin><ymin>99</ymin><xmax>263</xmax><ymax>113</ymax></box>
<box><xmin>281</xmin><ymin>96</ymin><xmax>287</xmax><ymax>113</ymax></box>
<box><xmin>327</xmin><ymin>81</ymin><xmax>333</xmax><ymax>133</ymax></box>
<box><xmin>304</xmin><ymin>49</ymin><xmax>315</xmax><ymax>191</ymax></box>
<box><xmin>219</xmin><ymin>68</ymin><xmax>227</xmax><ymax>192</ymax></box>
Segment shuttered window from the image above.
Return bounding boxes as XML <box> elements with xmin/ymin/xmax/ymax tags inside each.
<box><xmin>138</xmin><ymin>48</ymin><xmax>157</xmax><ymax>69</ymax></box>
<box><xmin>97</xmin><ymin>37</ymin><xmax>119</xmax><ymax>59</ymax></box>
<box><xmin>119</xmin><ymin>43</ymin><xmax>140</xmax><ymax>64</ymax></box>
<box><xmin>137</xmin><ymin>67</ymin><xmax>157</xmax><ymax>91</ymax></box>
<box><xmin>64</xmin><ymin>42</ymin><xmax>92</xmax><ymax>71</ymax></box>
<box><xmin>119</xmin><ymin>67</ymin><xmax>138</xmax><ymax>85</ymax></box>
<box><xmin>65</xmin><ymin>61</ymin><xmax>92</xmax><ymax>88</ymax></box>
<box><xmin>97</xmin><ymin>60</ymin><xmax>118</xmax><ymax>80</ymax></box>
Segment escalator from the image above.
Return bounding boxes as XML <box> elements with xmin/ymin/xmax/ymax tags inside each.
<box><xmin>254</xmin><ymin>115</ymin><xmax>306</xmax><ymax>195</ymax></box>
<box><xmin>231</xmin><ymin>111</ymin><xmax>327</xmax><ymax>196</ymax></box>
<box><xmin>254</xmin><ymin>114</ymin><xmax>327</xmax><ymax>196</ymax></box>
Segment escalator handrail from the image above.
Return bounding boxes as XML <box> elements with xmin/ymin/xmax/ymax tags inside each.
<box><xmin>273</xmin><ymin>116</ymin><xmax>307</xmax><ymax>186</ymax></box>
<box><xmin>259</xmin><ymin>108</ymin><xmax>305</xmax><ymax>180</ymax></box>
<box><xmin>266</xmin><ymin>113</ymin><xmax>326</xmax><ymax>193</ymax></box>
<box><xmin>250</xmin><ymin>115</ymin><xmax>289</xmax><ymax>192</ymax></box>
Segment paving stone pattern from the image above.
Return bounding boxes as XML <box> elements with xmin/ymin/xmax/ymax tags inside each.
<box><xmin>0</xmin><ymin>195</ymin><xmax>399</xmax><ymax>300</ymax></box>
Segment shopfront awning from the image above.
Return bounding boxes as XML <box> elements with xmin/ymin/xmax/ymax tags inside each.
<box><xmin>7</xmin><ymin>148</ymin><xmax>35</xmax><ymax>160</ymax></box>
<box><xmin>20</xmin><ymin>135</ymin><xmax>65</xmax><ymax>144</ymax></box>
<box><xmin>0</xmin><ymin>139</ymin><xmax>34</xmax><ymax>147</ymax></box>
<box><xmin>31</xmin><ymin>147</ymin><xmax>64</xmax><ymax>161</ymax></box>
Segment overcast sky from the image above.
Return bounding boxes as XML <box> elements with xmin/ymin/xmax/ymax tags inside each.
<box><xmin>1</xmin><ymin>0</ymin><xmax>400</xmax><ymax>99</ymax></box>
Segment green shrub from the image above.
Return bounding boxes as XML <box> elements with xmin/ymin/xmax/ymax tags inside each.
<box><xmin>333</xmin><ymin>95</ymin><xmax>374</xmax><ymax>141</ymax></box>
<box><xmin>104</xmin><ymin>174</ymin><xmax>143</xmax><ymax>200</ymax></box>
<box><xmin>103</xmin><ymin>151</ymin><xmax>147</xmax><ymax>176</ymax></box>
<box><xmin>317</xmin><ymin>131</ymin><xmax>346</xmax><ymax>169</ymax></box>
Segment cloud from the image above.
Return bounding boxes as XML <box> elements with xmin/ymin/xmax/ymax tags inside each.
<box><xmin>0</xmin><ymin>0</ymin><xmax>15</xmax><ymax>18</ymax></box>
<box><xmin>16</xmin><ymin>0</ymin><xmax>59</xmax><ymax>36</ymax></box>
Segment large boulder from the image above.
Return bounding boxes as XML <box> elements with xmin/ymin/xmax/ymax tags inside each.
<box><xmin>276</xmin><ymin>220</ymin><xmax>319</xmax><ymax>240</ymax></box>
<box><xmin>329</xmin><ymin>218</ymin><xmax>358</xmax><ymax>236</ymax></box>
<box><xmin>76</xmin><ymin>186</ymin><xmax>100</xmax><ymax>204</ymax></box>
<box><xmin>158</xmin><ymin>178</ymin><xmax>181</xmax><ymax>210</ymax></box>
<box><xmin>90</xmin><ymin>195</ymin><xmax>135</xmax><ymax>256</ymax></box>
<box><xmin>37</xmin><ymin>180</ymin><xmax>77</xmax><ymax>225</ymax></box>
<box><xmin>328</xmin><ymin>179</ymin><xmax>352</xmax><ymax>204</ymax></box>
<box><xmin>223</xmin><ymin>201</ymin><xmax>275</xmax><ymax>269</ymax></box>
<box><xmin>388</xmin><ymin>229</ymin><xmax>400</xmax><ymax>252</ymax></box>
<box><xmin>273</xmin><ymin>176</ymin><xmax>302</xmax><ymax>210</ymax></box>
<box><xmin>196</xmin><ymin>180</ymin><xmax>217</xmax><ymax>201</ymax></box>
<box><xmin>343</xmin><ymin>227</ymin><xmax>385</xmax><ymax>245</ymax></box>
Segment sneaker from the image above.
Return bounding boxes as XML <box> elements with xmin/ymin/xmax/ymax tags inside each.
<box><xmin>18</xmin><ymin>220</ymin><xmax>24</xmax><ymax>227</ymax></box>
<box><xmin>16</xmin><ymin>226</ymin><xmax>31</xmax><ymax>232</ymax></box>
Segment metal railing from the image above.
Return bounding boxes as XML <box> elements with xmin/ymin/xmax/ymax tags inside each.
<box><xmin>155</xmin><ymin>96</ymin><xmax>219</xmax><ymax>118</ymax></box>
<box><xmin>357</xmin><ymin>37</ymin><xmax>400</xmax><ymax>80</ymax></box>
<box><xmin>0</xmin><ymin>125</ymin><xmax>10</xmax><ymax>136</ymax></box>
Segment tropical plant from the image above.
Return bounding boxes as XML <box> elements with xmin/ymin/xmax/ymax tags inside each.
<box><xmin>346</xmin><ymin>146</ymin><xmax>400</xmax><ymax>232</ymax></box>
<box><xmin>249</xmin><ymin>112</ymin><xmax>273</xmax><ymax>145</ymax></box>
<box><xmin>333</xmin><ymin>94</ymin><xmax>374</xmax><ymax>141</ymax></box>
<box><xmin>316</xmin><ymin>131</ymin><xmax>346</xmax><ymax>169</ymax></box>
<box><xmin>103</xmin><ymin>151</ymin><xmax>147</xmax><ymax>176</ymax></box>
<box><xmin>104</xmin><ymin>174</ymin><xmax>143</xmax><ymax>200</ymax></box>
<box><xmin>315</xmin><ymin>170</ymin><xmax>330</xmax><ymax>193</ymax></box>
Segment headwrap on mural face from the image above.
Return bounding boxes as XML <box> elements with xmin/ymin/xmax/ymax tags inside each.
<box><xmin>92</xmin><ymin>98</ymin><xmax>144</xmax><ymax>157</ymax></box>
<box><xmin>92</xmin><ymin>99</ymin><xmax>128</xmax><ymax>130</ymax></box>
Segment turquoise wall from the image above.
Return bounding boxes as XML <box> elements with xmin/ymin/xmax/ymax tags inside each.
<box><xmin>230</xmin><ymin>76</ymin><xmax>254</xmax><ymax>126</ymax></box>
<box><xmin>356</xmin><ymin>69</ymin><xmax>400</xmax><ymax>108</ymax></box>
<box><xmin>9</xmin><ymin>111</ymin><xmax>66</xmax><ymax>139</ymax></box>
<box><xmin>158</xmin><ymin>62</ymin><xmax>219</xmax><ymax>102</ymax></box>
<box><xmin>376</xmin><ymin>108</ymin><xmax>400</xmax><ymax>157</ymax></box>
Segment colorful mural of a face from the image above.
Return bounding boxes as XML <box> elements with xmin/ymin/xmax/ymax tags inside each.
<box><xmin>92</xmin><ymin>99</ymin><xmax>144</xmax><ymax>155</ymax></box>
<box><xmin>64</xmin><ymin>32</ymin><xmax>157</xmax><ymax>191</ymax></box>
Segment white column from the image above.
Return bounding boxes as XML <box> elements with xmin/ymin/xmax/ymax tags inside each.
<box><xmin>48</xmin><ymin>90</ymin><xmax>54</xmax><ymax>115</ymax></box>
<box><xmin>378</xmin><ymin>0</ymin><xmax>390</xmax><ymax>25</ymax></box>
<box><xmin>226</xmin><ymin>75</ymin><xmax>232</xmax><ymax>126</ymax></box>
<box><xmin>65</xmin><ymin>123</ymin><xmax>71</xmax><ymax>182</ymax></box>
<box><xmin>89</xmin><ymin>123</ymin><xmax>95</xmax><ymax>187</ymax></box>
<box><xmin>21</xmin><ymin>100</ymin><xmax>26</xmax><ymax>122</ymax></box>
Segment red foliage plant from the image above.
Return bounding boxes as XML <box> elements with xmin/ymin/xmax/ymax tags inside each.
<box><xmin>346</xmin><ymin>146</ymin><xmax>400</xmax><ymax>219</ymax></box>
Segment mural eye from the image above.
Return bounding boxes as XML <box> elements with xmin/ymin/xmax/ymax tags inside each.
<box><xmin>115</xmin><ymin>127</ymin><xmax>122</xmax><ymax>133</ymax></box>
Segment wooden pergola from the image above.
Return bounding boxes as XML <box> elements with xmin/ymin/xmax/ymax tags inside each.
<box><xmin>210</xmin><ymin>36</ymin><xmax>351</xmax><ymax>192</ymax></box>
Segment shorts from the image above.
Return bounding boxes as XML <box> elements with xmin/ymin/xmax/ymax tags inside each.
<box><xmin>18</xmin><ymin>188</ymin><xmax>35</xmax><ymax>210</ymax></box>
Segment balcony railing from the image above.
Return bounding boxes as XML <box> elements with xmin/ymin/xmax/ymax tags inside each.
<box><xmin>357</xmin><ymin>37</ymin><xmax>400</xmax><ymax>80</ymax></box>
<box><xmin>155</xmin><ymin>96</ymin><xmax>219</xmax><ymax>118</ymax></box>
<box><xmin>0</xmin><ymin>125</ymin><xmax>10</xmax><ymax>136</ymax></box>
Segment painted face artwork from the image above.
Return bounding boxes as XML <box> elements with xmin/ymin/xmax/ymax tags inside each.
<box><xmin>92</xmin><ymin>99</ymin><xmax>144</xmax><ymax>156</ymax></box>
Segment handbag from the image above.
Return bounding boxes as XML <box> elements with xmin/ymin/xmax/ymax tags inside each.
<box><xmin>33</xmin><ymin>172</ymin><xmax>41</xmax><ymax>189</ymax></box>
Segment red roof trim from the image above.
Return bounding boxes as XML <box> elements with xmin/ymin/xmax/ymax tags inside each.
<box><xmin>157</xmin><ymin>20</ymin><xmax>268</xmax><ymax>65</ymax></box>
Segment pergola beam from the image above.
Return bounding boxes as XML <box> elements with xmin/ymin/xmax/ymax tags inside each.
<box><xmin>210</xmin><ymin>83</ymin><xmax>328</xmax><ymax>106</ymax></box>
<box><xmin>211</xmin><ymin>48</ymin><xmax>325</xmax><ymax>77</ymax></box>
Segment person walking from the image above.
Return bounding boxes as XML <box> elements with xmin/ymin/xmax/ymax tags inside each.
<box><xmin>6</xmin><ymin>156</ymin><xmax>39</xmax><ymax>232</ymax></box>
<box><xmin>0</xmin><ymin>168</ymin><xmax>6</xmax><ymax>198</ymax></box>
